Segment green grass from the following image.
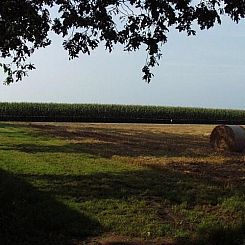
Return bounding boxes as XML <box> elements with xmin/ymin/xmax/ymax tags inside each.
<box><xmin>0</xmin><ymin>123</ymin><xmax>244</xmax><ymax>245</ymax></box>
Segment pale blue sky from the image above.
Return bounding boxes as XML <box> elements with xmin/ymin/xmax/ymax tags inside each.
<box><xmin>0</xmin><ymin>17</ymin><xmax>244</xmax><ymax>109</ymax></box>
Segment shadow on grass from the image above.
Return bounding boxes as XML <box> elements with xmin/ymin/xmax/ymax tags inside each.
<box><xmin>0</xmin><ymin>169</ymin><xmax>101</xmax><ymax>245</ymax></box>
<box><xmin>4</xmin><ymin>135</ymin><xmax>212</xmax><ymax>159</ymax></box>
<box><xmin>2</xmin><ymin>122</ymin><xmax>216</xmax><ymax>157</ymax></box>
<box><xmin>1</xmin><ymin>123</ymin><xmax>244</xmax><ymax>244</ymax></box>
<box><xmin>22</xmin><ymin>168</ymin><xmax>245</xmax><ymax>245</ymax></box>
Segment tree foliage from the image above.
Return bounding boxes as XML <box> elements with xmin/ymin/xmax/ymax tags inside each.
<box><xmin>0</xmin><ymin>0</ymin><xmax>244</xmax><ymax>84</ymax></box>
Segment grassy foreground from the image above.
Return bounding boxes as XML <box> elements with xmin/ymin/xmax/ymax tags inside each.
<box><xmin>0</xmin><ymin>122</ymin><xmax>244</xmax><ymax>245</ymax></box>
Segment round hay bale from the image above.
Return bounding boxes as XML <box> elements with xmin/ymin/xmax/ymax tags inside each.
<box><xmin>210</xmin><ymin>125</ymin><xmax>245</xmax><ymax>152</ymax></box>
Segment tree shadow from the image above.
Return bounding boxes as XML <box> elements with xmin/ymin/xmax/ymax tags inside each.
<box><xmin>1</xmin><ymin>123</ymin><xmax>244</xmax><ymax>244</ymax></box>
<box><xmin>2</xmin><ymin>129</ymin><xmax>215</xmax><ymax>159</ymax></box>
<box><xmin>1</xmin><ymin>122</ymin><xmax>222</xmax><ymax>158</ymax></box>
<box><xmin>0</xmin><ymin>169</ymin><xmax>101</xmax><ymax>245</ymax></box>
<box><xmin>20</xmin><ymin>167</ymin><xmax>245</xmax><ymax>245</ymax></box>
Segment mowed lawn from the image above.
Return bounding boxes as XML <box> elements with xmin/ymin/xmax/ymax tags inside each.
<box><xmin>0</xmin><ymin>122</ymin><xmax>244</xmax><ymax>245</ymax></box>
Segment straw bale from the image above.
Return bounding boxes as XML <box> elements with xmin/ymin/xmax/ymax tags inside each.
<box><xmin>210</xmin><ymin>125</ymin><xmax>245</xmax><ymax>152</ymax></box>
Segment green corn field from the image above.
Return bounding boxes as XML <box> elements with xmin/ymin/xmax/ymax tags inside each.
<box><xmin>0</xmin><ymin>102</ymin><xmax>245</xmax><ymax>124</ymax></box>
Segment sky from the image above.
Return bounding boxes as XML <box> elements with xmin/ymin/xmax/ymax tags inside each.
<box><xmin>0</xmin><ymin>17</ymin><xmax>245</xmax><ymax>109</ymax></box>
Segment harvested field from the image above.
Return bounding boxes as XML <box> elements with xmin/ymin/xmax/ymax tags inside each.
<box><xmin>24</xmin><ymin>122</ymin><xmax>245</xmax><ymax>185</ymax></box>
<box><xmin>0</xmin><ymin>122</ymin><xmax>244</xmax><ymax>245</ymax></box>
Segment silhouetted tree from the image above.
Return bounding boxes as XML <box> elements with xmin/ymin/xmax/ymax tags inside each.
<box><xmin>0</xmin><ymin>0</ymin><xmax>244</xmax><ymax>84</ymax></box>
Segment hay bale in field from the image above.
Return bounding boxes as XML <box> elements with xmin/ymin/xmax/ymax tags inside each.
<box><xmin>210</xmin><ymin>125</ymin><xmax>245</xmax><ymax>152</ymax></box>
